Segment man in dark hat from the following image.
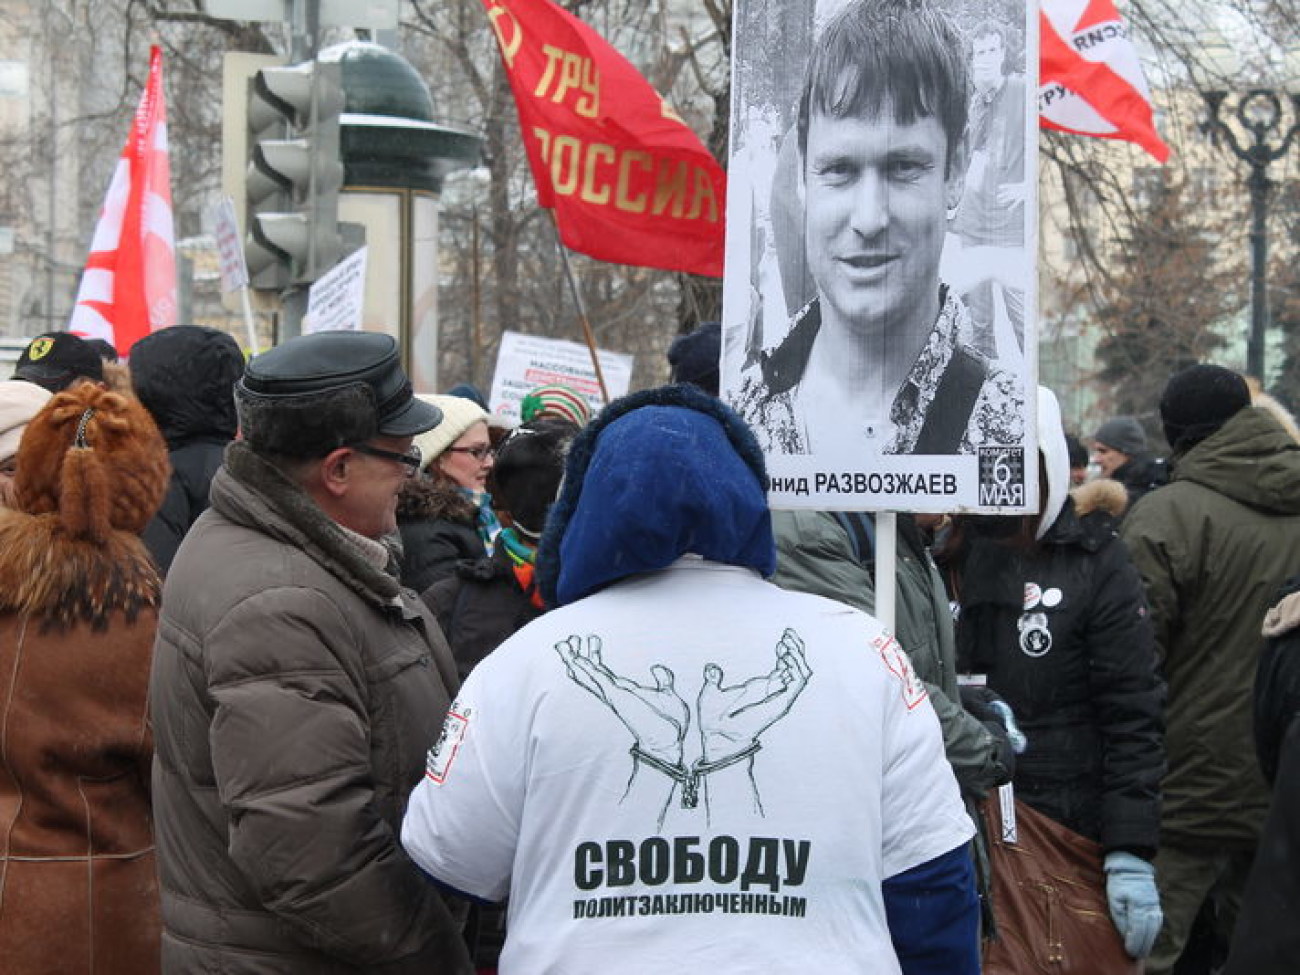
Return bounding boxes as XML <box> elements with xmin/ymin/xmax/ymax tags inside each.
<box><xmin>11</xmin><ymin>331</ymin><xmax>104</xmax><ymax>392</ymax></box>
<box><xmin>403</xmin><ymin>385</ymin><xmax>979</xmax><ymax>973</ymax></box>
<box><xmin>1091</xmin><ymin>415</ymin><xmax>1167</xmax><ymax>511</ymax></box>
<box><xmin>1121</xmin><ymin>364</ymin><xmax>1300</xmax><ymax>974</ymax></box>
<box><xmin>149</xmin><ymin>331</ymin><xmax>473</xmax><ymax>974</ymax></box>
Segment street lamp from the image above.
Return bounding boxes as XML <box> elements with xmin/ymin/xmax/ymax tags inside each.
<box><xmin>1200</xmin><ymin>88</ymin><xmax>1300</xmax><ymax>380</ymax></box>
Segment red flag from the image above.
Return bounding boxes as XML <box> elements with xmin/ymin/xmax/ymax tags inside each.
<box><xmin>482</xmin><ymin>0</ymin><xmax>725</xmax><ymax>277</ymax></box>
<box><xmin>69</xmin><ymin>45</ymin><xmax>177</xmax><ymax>354</ymax></box>
<box><xmin>1039</xmin><ymin>0</ymin><xmax>1170</xmax><ymax>162</ymax></box>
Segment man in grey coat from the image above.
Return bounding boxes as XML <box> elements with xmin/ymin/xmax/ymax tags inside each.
<box><xmin>149</xmin><ymin>331</ymin><xmax>472</xmax><ymax>974</ymax></box>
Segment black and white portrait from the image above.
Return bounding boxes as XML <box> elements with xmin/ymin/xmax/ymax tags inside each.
<box><xmin>722</xmin><ymin>0</ymin><xmax>1037</xmax><ymax>512</ymax></box>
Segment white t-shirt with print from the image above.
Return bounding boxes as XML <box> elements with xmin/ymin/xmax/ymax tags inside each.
<box><xmin>403</xmin><ymin>557</ymin><xmax>973</xmax><ymax>975</ymax></box>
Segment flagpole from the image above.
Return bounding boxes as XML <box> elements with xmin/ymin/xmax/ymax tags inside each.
<box><xmin>238</xmin><ymin>285</ymin><xmax>260</xmax><ymax>356</ymax></box>
<box><xmin>547</xmin><ymin>210</ymin><xmax>610</xmax><ymax>405</ymax></box>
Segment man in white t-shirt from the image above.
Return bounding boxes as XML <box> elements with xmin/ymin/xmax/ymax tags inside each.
<box><xmin>403</xmin><ymin>385</ymin><xmax>979</xmax><ymax>974</ymax></box>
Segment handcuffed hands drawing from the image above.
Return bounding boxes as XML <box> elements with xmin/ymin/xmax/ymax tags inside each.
<box><xmin>555</xmin><ymin>628</ymin><xmax>813</xmax><ymax>810</ymax></box>
<box><xmin>556</xmin><ymin>634</ymin><xmax>689</xmax><ymax>766</ymax></box>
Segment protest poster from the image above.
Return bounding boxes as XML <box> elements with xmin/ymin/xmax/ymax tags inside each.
<box><xmin>722</xmin><ymin>0</ymin><xmax>1037</xmax><ymax>512</ymax></box>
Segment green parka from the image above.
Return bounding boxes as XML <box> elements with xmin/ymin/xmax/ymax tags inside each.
<box><xmin>1121</xmin><ymin>406</ymin><xmax>1300</xmax><ymax>847</ymax></box>
<box><xmin>771</xmin><ymin>509</ymin><xmax>1012</xmax><ymax>799</ymax></box>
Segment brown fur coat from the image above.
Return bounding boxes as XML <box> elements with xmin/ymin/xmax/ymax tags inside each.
<box><xmin>0</xmin><ymin>383</ymin><xmax>168</xmax><ymax>974</ymax></box>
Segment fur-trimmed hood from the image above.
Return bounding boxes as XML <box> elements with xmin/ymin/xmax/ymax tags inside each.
<box><xmin>536</xmin><ymin>384</ymin><xmax>775</xmax><ymax>608</ymax></box>
<box><xmin>1071</xmin><ymin>478</ymin><xmax>1129</xmax><ymax>520</ymax></box>
<box><xmin>0</xmin><ymin>384</ymin><xmax>168</xmax><ymax>628</ymax></box>
<box><xmin>396</xmin><ymin>474</ymin><xmax>478</xmax><ymax>524</ymax></box>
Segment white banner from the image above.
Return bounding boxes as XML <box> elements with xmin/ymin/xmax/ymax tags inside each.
<box><xmin>305</xmin><ymin>247</ymin><xmax>368</xmax><ymax>335</ymax></box>
<box><xmin>488</xmin><ymin>330</ymin><xmax>633</xmax><ymax>424</ymax></box>
<box><xmin>213</xmin><ymin>195</ymin><xmax>248</xmax><ymax>293</ymax></box>
<box><xmin>721</xmin><ymin>0</ymin><xmax>1038</xmax><ymax>513</ymax></box>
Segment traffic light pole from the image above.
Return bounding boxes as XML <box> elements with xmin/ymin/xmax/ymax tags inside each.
<box><xmin>279</xmin><ymin>0</ymin><xmax>320</xmax><ymax>339</ymax></box>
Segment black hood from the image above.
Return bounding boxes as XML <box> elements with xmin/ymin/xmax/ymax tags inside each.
<box><xmin>130</xmin><ymin>326</ymin><xmax>244</xmax><ymax>449</ymax></box>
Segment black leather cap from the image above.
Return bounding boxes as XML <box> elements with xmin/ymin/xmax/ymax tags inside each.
<box><xmin>240</xmin><ymin>332</ymin><xmax>441</xmax><ymax>436</ymax></box>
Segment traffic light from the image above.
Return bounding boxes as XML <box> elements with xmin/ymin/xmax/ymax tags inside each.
<box><xmin>245</xmin><ymin>59</ymin><xmax>347</xmax><ymax>289</ymax></box>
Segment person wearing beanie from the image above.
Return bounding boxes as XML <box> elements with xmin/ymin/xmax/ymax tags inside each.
<box><xmin>398</xmin><ymin>393</ymin><xmax>499</xmax><ymax>592</ymax></box>
<box><xmin>403</xmin><ymin>384</ymin><xmax>980</xmax><ymax>975</ymax></box>
<box><xmin>130</xmin><ymin>325</ymin><xmax>246</xmax><ymax>575</ymax></box>
<box><xmin>148</xmin><ymin>331</ymin><xmax>472</xmax><ymax>974</ymax></box>
<box><xmin>518</xmin><ymin>382</ymin><xmax>592</xmax><ymax>427</ymax></box>
<box><xmin>938</xmin><ymin>387</ymin><xmax>1166</xmax><ymax>963</ymax></box>
<box><xmin>0</xmin><ymin>379</ymin><xmax>52</xmax><ymax>507</ymax></box>
<box><xmin>1092</xmin><ymin>415</ymin><xmax>1168</xmax><ymax>512</ymax></box>
<box><xmin>0</xmin><ymin>383</ymin><xmax>170</xmax><ymax>974</ymax></box>
<box><xmin>1120</xmin><ymin>363</ymin><xmax>1300</xmax><ymax>975</ymax></box>
<box><xmin>667</xmin><ymin>320</ymin><xmax>722</xmax><ymax>395</ymax></box>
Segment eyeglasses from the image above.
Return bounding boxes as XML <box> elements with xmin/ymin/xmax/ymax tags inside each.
<box><xmin>443</xmin><ymin>445</ymin><xmax>495</xmax><ymax>462</ymax></box>
<box><xmin>351</xmin><ymin>442</ymin><xmax>423</xmax><ymax>476</ymax></box>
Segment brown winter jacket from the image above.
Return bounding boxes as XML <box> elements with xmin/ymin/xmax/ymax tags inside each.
<box><xmin>0</xmin><ymin>384</ymin><xmax>169</xmax><ymax>975</ymax></box>
<box><xmin>150</xmin><ymin>442</ymin><xmax>472</xmax><ymax>974</ymax></box>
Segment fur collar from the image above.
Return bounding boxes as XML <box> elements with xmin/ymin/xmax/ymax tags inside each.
<box><xmin>1071</xmin><ymin>478</ymin><xmax>1129</xmax><ymax>519</ymax></box>
<box><xmin>0</xmin><ymin>508</ymin><xmax>159</xmax><ymax>630</ymax></box>
<box><xmin>218</xmin><ymin>442</ymin><xmax>402</xmax><ymax>604</ymax></box>
<box><xmin>397</xmin><ymin>474</ymin><xmax>477</xmax><ymax>523</ymax></box>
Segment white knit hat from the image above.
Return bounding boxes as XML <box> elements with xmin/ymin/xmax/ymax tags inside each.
<box><xmin>0</xmin><ymin>380</ymin><xmax>53</xmax><ymax>464</ymax></box>
<box><xmin>413</xmin><ymin>394</ymin><xmax>490</xmax><ymax>471</ymax></box>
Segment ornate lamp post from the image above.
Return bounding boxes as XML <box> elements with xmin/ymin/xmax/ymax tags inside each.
<box><xmin>1200</xmin><ymin>88</ymin><xmax>1300</xmax><ymax>380</ymax></box>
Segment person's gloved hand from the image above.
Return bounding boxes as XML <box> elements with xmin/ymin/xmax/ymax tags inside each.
<box><xmin>1104</xmin><ymin>851</ymin><xmax>1163</xmax><ymax>958</ymax></box>
<box><xmin>959</xmin><ymin>684</ymin><xmax>1028</xmax><ymax>754</ymax></box>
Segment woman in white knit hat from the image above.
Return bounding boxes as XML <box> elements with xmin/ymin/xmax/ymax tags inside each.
<box><xmin>0</xmin><ymin>380</ymin><xmax>53</xmax><ymax>507</ymax></box>
<box><xmin>397</xmin><ymin>393</ymin><xmax>502</xmax><ymax>592</ymax></box>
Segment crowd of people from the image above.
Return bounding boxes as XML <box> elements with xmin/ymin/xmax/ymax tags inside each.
<box><xmin>0</xmin><ymin>321</ymin><xmax>1297</xmax><ymax>975</ymax></box>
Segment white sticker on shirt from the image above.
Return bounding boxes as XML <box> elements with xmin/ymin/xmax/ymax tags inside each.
<box><xmin>426</xmin><ymin>706</ymin><xmax>471</xmax><ymax>784</ymax></box>
<box><xmin>873</xmin><ymin>634</ymin><xmax>928</xmax><ymax>711</ymax></box>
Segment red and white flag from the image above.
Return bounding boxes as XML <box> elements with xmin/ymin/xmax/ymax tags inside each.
<box><xmin>69</xmin><ymin>45</ymin><xmax>177</xmax><ymax>354</ymax></box>
<box><xmin>1039</xmin><ymin>0</ymin><xmax>1170</xmax><ymax>162</ymax></box>
<box><xmin>482</xmin><ymin>0</ymin><xmax>726</xmax><ymax>277</ymax></box>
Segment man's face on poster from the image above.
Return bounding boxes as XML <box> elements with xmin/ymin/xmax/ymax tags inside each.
<box><xmin>802</xmin><ymin>104</ymin><xmax>957</xmax><ymax>342</ymax></box>
<box><xmin>972</xmin><ymin>31</ymin><xmax>1005</xmax><ymax>90</ymax></box>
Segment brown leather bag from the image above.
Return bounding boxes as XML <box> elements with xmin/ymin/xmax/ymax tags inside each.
<box><xmin>981</xmin><ymin>789</ymin><xmax>1141</xmax><ymax>975</ymax></box>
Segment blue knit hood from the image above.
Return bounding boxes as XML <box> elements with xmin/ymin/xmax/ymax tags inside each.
<box><xmin>536</xmin><ymin>384</ymin><xmax>776</xmax><ymax>607</ymax></box>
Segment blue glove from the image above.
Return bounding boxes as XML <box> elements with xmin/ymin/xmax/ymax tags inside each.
<box><xmin>1103</xmin><ymin>851</ymin><xmax>1163</xmax><ymax>958</ymax></box>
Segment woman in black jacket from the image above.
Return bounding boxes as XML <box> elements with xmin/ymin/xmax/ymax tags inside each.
<box><xmin>939</xmin><ymin>387</ymin><xmax>1166</xmax><ymax>961</ymax></box>
<box><xmin>398</xmin><ymin>393</ymin><xmax>498</xmax><ymax>592</ymax></box>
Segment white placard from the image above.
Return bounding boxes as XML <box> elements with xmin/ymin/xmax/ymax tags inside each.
<box><xmin>305</xmin><ymin>247</ymin><xmax>368</xmax><ymax>334</ymax></box>
<box><xmin>212</xmin><ymin>196</ymin><xmax>249</xmax><ymax>293</ymax></box>
<box><xmin>721</xmin><ymin>0</ymin><xmax>1038</xmax><ymax>513</ymax></box>
<box><xmin>488</xmin><ymin>330</ymin><xmax>634</xmax><ymax>424</ymax></box>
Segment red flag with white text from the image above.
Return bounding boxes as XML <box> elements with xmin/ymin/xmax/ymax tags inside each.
<box><xmin>69</xmin><ymin>45</ymin><xmax>177</xmax><ymax>354</ymax></box>
<box><xmin>482</xmin><ymin>0</ymin><xmax>725</xmax><ymax>277</ymax></box>
<box><xmin>1039</xmin><ymin>0</ymin><xmax>1170</xmax><ymax>162</ymax></box>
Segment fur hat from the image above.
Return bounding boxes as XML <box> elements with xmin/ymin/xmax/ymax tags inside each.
<box><xmin>519</xmin><ymin>383</ymin><xmax>592</xmax><ymax>427</ymax></box>
<box><xmin>413</xmin><ymin>394</ymin><xmax>490</xmax><ymax>470</ymax></box>
<box><xmin>0</xmin><ymin>384</ymin><xmax>168</xmax><ymax>628</ymax></box>
<box><xmin>1093</xmin><ymin>416</ymin><xmax>1147</xmax><ymax>457</ymax></box>
<box><xmin>1160</xmin><ymin>364</ymin><xmax>1250</xmax><ymax>453</ymax></box>
<box><xmin>15</xmin><ymin>383</ymin><xmax>170</xmax><ymax>540</ymax></box>
<box><xmin>237</xmin><ymin>332</ymin><xmax>441</xmax><ymax>459</ymax></box>
<box><xmin>0</xmin><ymin>381</ymin><xmax>53</xmax><ymax>465</ymax></box>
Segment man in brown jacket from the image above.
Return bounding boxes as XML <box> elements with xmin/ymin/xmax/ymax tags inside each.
<box><xmin>149</xmin><ymin>331</ymin><xmax>472</xmax><ymax>974</ymax></box>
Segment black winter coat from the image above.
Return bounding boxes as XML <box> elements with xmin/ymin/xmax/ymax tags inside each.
<box><xmin>1224</xmin><ymin>576</ymin><xmax>1300</xmax><ymax>975</ymax></box>
<box><xmin>397</xmin><ymin>477</ymin><xmax>485</xmax><ymax>593</ymax></box>
<box><xmin>953</xmin><ymin>494</ymin><xmax>1165</xmax><ymax>854</ymax></box>
<box><xmin>423</xmin><ymin>546</ymin><xmax>543</xmax><ymax>682</ymax></box>
<box><xmin>1111</xmin><ymin>453</ymin><xmax>1168</xmax><ymax>514</ymax></box>
<box><xmin>131</xmin><ymin>326</ymin><xmax>243</xmax><ymax>576</ymax></box>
